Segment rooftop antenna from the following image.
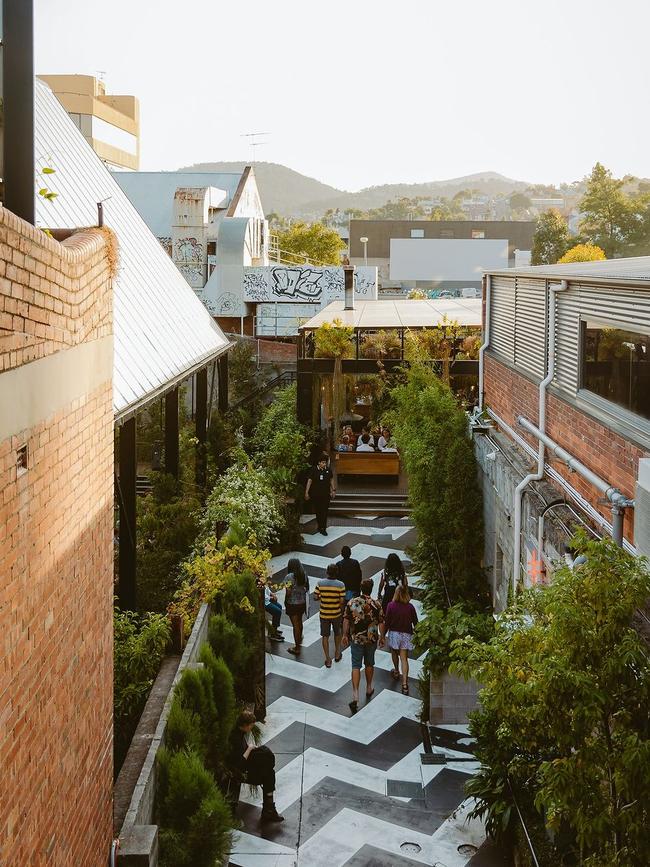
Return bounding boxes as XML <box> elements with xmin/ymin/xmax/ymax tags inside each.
<box><xmin>241</xmin><ymin>132</ymin><xmax>270</xmax><ymax>164</ymax></box>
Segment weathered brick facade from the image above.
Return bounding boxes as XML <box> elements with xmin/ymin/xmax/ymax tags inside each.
<box><xmin>485</xmin><ymin>354</ymin><xmax>647</xmax><ymax>544</ymax></box>
<box><xmin>0</xmin><ymin>209</ymin><xmax>114</xmax><ymax>865</ymax></box>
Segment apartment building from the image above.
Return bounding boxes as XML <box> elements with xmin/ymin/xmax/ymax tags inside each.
<box><xmin>471</xmin><ymin>257</ymin><xmax>650</xmax><ymax>610</ymax></box>
<box><xmin>39</xmin><ymin>74</ymin><xmax>140</xmax><ymax>170</ymax></box>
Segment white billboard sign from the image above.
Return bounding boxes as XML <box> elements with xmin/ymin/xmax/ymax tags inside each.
<box><xmin>389</xmin><ymin>239</ymin><xmax>508</xmax><ymax>282</ymax></box>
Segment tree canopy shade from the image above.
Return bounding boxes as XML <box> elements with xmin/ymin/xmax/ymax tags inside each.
<box><xmin>452</xmin><ymin>535</ymin><xmax>650</xmax><ymax>865</ymax></box>
<box><xmin>557</xmin><ymin>243</ymin><xmax>606</xmax><ymax>263</ymax></box>
<box><xmin>531</xmin><ymin>209</ymin><xmax>572</xmax><ymax>265</ymax></box>
<box><xmin>274</xmin><ymin>220</ymin><xmax>346</xmax><ymax>265</ymax></box>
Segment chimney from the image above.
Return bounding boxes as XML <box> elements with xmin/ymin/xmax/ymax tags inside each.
<box><xmin>343</xmin><ymin>265</ymin><xmax>355</xmax><ymax>310</ymax></box>
<box><xmin>3</xmin><ymin>0</ymin><xmax>36</xmax><ymax>224</ymax></box>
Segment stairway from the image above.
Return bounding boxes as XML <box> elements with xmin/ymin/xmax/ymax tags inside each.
<box><xmin>330</xmin><ymin>489</ymin><xmax>410</xmax><ymax>517</ymax></box>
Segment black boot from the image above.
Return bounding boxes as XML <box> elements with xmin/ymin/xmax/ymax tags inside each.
<box><xmin>261</xmin><ymin>792</ymin><xmax>284</xmax><ymax>823</ymax></box>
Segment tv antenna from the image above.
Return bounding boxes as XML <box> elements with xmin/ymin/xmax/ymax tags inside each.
<box><xmin>241</xmin><ymin>131</ymin><xmax>270</xmax><ymax>164</ymax></box>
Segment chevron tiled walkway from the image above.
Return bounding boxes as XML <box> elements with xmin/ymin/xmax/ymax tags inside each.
<box><xmin>228</xmin><ymin>517</ymin><xmax>508</xmax><ymax>867</ymax></box>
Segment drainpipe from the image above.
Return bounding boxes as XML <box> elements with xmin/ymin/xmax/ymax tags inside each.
<box><xmin>477</xmin><ymin>274</ymin><xmax>491</xmax><ymax>413</ymax></box>
<box><xmin>517</xmin><ymin>415</ymin><xmax>634</xmax><ymax>546</ymax></box>
<box><xmin>512</xmin><ymin>281</ymin><xmax>568</xmax><ymax>593</ymax></box>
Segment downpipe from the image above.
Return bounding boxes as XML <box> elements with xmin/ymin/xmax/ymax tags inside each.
<box><xmin>512</xmin><ymin>281</ymin><xmax>568</xmax><ymax>595</ymax></box>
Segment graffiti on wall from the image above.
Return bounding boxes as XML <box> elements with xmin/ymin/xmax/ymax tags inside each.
<box><xmin>243</xmin><ymin>266</ymin><xmax>377</xmax><ymax>303</ymax></box>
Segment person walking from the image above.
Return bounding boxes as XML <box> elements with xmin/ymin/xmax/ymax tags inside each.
<box><xmin>377</xmin><ymin>552</ymin><xmax>408</xmax><ymax>612</ymax></box>
<box><xmin>264</xmin><ymin>583</ymin><xmax>284</xmax><ymax>642</ymax></box>
<box><xmin>285</xmin><ymin>557</ymin><xmax>309</xmax><ymax>655</ymax></box>
<box><xmin>384</xmin><ymin>584</ymin><xmax>418</xmax><ymax>694</ymax></box>
<box><xmin>337</xmin><ymin>545</ymin><xmax>362</xmax><ymax>603</ymax></box>
<box><xmin>314</xmin><ymin>563</ymin><xmax>345</xmax><ymax>667</ymax></box>
<box><xmin>230</xmin><ymin>710</ymin><xmax>284</xmax><ymax>823</ymax></box>
<box><xmin>305</xmin><ymin>453</ymin><xmax>336</xmax><ymax>536</ymax></box>
<box><xmin>342</xmin><ymin>577</ymin><xmax>384</xmax><ymax>713</ymax></box>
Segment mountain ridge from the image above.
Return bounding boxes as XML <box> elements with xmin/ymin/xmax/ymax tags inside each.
<box><xmin>178</xmin><ymin>160</ymin><xmax>532</xmax><ymax>218</ymax></box>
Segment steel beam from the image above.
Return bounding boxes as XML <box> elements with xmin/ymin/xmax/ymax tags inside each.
<box><xmin>165</xmin><ymin>387</ymin><xmax>179</xmax><ymax>479</ymax></box>
<box><xmin>118</xmin><ymin>417</ymin><xmax>137</xmax><ymax>610</ymax></box>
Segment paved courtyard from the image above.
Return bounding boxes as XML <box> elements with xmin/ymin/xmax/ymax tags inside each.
<box><xmin>228</xmin><ymin>516</ymin><xmax>508</xmax><ymax>867</ymax></box>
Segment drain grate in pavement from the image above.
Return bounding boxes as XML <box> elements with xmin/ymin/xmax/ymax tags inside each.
<box><xmin>386</xmin><ymin>779</ymin><xmax>425</xmax><ymax>799</ymax></box>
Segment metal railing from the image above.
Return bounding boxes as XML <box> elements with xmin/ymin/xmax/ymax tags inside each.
<box><xmin>228</xmin><ymin>370</ymin><xmax>297</xmax><ymax>413</ymax></box>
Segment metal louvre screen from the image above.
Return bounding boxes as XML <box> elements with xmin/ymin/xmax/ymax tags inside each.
<box><xmin>490</xmin><ymin>277</ymin><xmax>516</xmax><ymax>362</ymax></box>
<box><xmin>514</xmin><ymin>278</ymin><xmax>546</xmax><ymax>379</ymax></box>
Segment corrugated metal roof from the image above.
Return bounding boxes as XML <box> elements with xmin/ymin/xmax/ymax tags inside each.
<box><xmin>299</xmin><ymin>298</ymin><xmax>482</xmax><ymax>330</ymax></box>
<box><xmin>113</xmin><ymin>171</ymin><xmax>246</xmax><ymax>237</ymax></box>
<box><xmin>487</xmin><ymin>255</ymin><xmax>650</xmax><ymax>283</ymax></box>
<box><xmin>34</xmin><ymin>79</ymin><xmax>229</xmax><ymax>420</ymax></box>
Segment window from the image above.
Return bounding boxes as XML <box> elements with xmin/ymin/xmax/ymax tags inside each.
<box><xmin>471</xmin><ymin>229</ymin><xmax>485</xmax><ymax>239</ymax></box>
<box><xmin>17</xmin><ymin>443</ymin><xmax>28</xmax><ymax>475</ymax></box>
<box><xmin>582</xmin><ymin>322</ymin><xmax>650</xmax><ymax>420</ymax></box>
<box><xmin>440</xmin><ymin>230</ymin><xmax>454</xmax><ymax>239</ymax></box>
<box><xmin>410</xmin><ymin>229</ymin><xmax>424</xmax><ymax>239</ymax></box>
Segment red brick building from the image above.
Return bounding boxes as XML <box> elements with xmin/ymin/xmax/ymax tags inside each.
<box><xmin>472</xmin><ymin>258</ymin><xmax>650</xmax><ymax>609</ymax></box>
<box><xmin>0</xmin><ymin>209</ymin><xmax>114</xmax><ymax>863</ymax></box>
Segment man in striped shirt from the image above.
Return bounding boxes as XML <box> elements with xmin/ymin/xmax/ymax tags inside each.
<box><xmin>314</xmin><ymin>563</ymin><xmax>346</xmax><ymax>668</ymax></box>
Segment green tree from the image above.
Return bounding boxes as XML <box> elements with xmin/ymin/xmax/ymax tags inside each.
<box><xmin>531</xmin><ymin>209</ymin><xmax>572</xmax><ymax>265</ymax></box>
<box><xmin>275</xmin><ymin>221</ymin><xmax>346</xmax><ymax>265</ymax></box>
<box><xmin>386</xmin><ymin>363</ymin><xmax>486</xmax><ymax>608</ymax></box>
<box><xmin>509</xmin><ymin>192</ymin><xmax>532</xmax><ymax>212</ymax></box>
<box><xmin>453</xmin><ymin>536</ymin><xmax>650</xmax><ymax>863</ymax></box>
<box><xmin>314</xmin><ymin>319</ymin><xmax>354</xmax><ymax>430</ymax></box>
<box><xmin>579</xmin><ymin>163</ymin><xmax>636</xmax><ymax>257</ymax></box>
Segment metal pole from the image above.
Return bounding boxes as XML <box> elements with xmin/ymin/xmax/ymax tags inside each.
<box><xmin>3</xmin><ymin>0</ymin><xmax>35</xmax><ymax>224</ymax></box>
<box><xmin>195</xmin><ymin>368</ymin><xmax>208</xmax><ymax>490</ymax></box>
<box><xmin>118</xmin><ymin>418</ymin><xmax>137</xmax><ymax>610</ymax></box>
<box><xmin>165</xmin><ymin>388</ymin><xmax>180</xmax><ymax>479</ymax></box>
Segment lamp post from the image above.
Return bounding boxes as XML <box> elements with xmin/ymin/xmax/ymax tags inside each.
<box><xmin>360</xmin><ymin>236</ymin><xmax>368</xmax><ymax>266</ymax></box>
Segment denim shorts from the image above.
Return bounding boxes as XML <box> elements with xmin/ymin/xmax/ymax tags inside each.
<box><xmin>350</xmin><ymin>642</ymin><xmax>377</xmax><ymax>670</ymax></box>
<box><xmin>320</xmin><ymin>616</ymin><xmax>342</xmax><ymax>637</ymax></box>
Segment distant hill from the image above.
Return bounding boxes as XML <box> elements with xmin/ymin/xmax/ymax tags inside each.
<box><xmin>180</xmin><ymin>161</ymin><xmax>533</xmax><ymax>218</ymax></box>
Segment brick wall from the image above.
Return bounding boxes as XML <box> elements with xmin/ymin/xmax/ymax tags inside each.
<box><xmin>0</xmin><ymin>209</ymin><xmax>114</xmax><ymax>865</ymax></box>
<box><xmin>485</xmin><ymin>353</ymin><xmax>648</xmax><ymax>543</ymax></box>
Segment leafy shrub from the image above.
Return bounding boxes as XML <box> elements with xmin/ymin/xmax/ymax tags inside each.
<box><xmin>200</xmin><ymin>454</ymin><xmax>282</xmax><ymax>548</ymax></box>
<box><xmin>199</xmin><ymin>645</ymin><xmax>236</xmax><ymax>751</ymax></box>
<box><xmin>169</xmin><ymin>527</ymin><xmax>269</xmax><ymax>632</ymax></box>
<box><xmin>386</xmin><ymin>363</ymin><xmax>487</xmax><ymax>609</ymax></box>
<box><xmin>137</xmin><ymin>473</ymin><xmax>201</xmax><ymax>613</ymax></box>
<box><xmin>157</xmin><ymin>748</ymin><xmax>233</xmax><ymax>867</ymax></box>
<box><xmin>452</xmin><ymin>536</ymin><xmax>650</xmax><ymax>862</ymax></box>
<box><xmin>207</xmin><ymin>614</ymin><xmax>253</xmax><ymax>698</ymax></box>
<box><xmin>251</xmin><ymin>383</ymin><xmax>312</xmax><ymax>499</ymax></box>
<box><xmin>114</xmin><ymin>607</ymin><xmax>171</xmax><ymax>773</ymax></box>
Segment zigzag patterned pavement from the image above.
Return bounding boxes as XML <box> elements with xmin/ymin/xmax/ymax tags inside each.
<box><xmin>228</xmin><ymin>518</ymin><xmax>508</xmax><ymax>867</ymax></box>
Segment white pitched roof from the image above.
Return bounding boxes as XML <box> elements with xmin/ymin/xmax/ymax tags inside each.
<box><xmin>113</xmin><ymin>171</ymin><xmax>246</xmax><ymax>237</ymax></box>
<box><xmin>34</xmin><ymin>79</ymin><xmax>229</xmax><ymax>420</ymax></box>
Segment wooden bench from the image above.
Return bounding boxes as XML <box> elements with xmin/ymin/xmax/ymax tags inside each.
<box><xmin>335</xmin><ymin>450</ymin><xmax>400</xmax><ymax>478</ymax></box>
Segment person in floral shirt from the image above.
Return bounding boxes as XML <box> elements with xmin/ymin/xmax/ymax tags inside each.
<box><xmin>342</xmin><ymin>578</ymin><xmax>384</xmax><ymax>713</ymax></box>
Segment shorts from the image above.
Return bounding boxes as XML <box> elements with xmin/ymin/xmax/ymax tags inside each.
<box><xmin>285</xmin><ymin>603</ymin><xmax>306</xmax><ymax>617</ymax></box>
<box><xmin>387</xmin><ymin>631</ymin><xmax>414</xmax><ymax>651</ymax></box>
<box><xmin>350</xmin><ymin>642</ymin><xmax>377</xmax><ymax>670</ymax></box>
<box><xmin>320</xmin><ymin>616</ymin><xmax>342</xmax><ymax>637</ymax></box>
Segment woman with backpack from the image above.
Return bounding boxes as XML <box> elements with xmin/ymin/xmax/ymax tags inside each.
<box><xmin>285</xmin><ymin>557</ymin><xmax>310</xmax><ymax>655</ymax></box>
<box><xmin>377</xmin><ymin>552</ymin><xmax>408</xmax><ymax>612</ymax></box>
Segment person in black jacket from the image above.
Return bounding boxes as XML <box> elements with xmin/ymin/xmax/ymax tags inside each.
<box><xmin>229</xmin><ymin>710</ymin><xmax>284</xmax><ymax>823</ymax></box>
<box><xmin>337</xmin><ymin>545</ymin><xmax>363</xmax><ymax>602</ymax></box>
<box><xmin>305</xmin><ymin>454</ymin><xmax>336</xmax><ymax>535</ymax></box>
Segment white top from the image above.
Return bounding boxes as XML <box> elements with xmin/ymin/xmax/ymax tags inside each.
<box><xmin>378</xmin><ymin>435</ymin><xmax>388</xmax><ymax>450</ymax></box>
<box><xmin>357</xmin><ymin>434</ymin><xmax>374</xmax><ymax>447</ymax></box>
<box><xmin>356</xmin><ymin>444</ymin><xmax>375</xmax><ymax>452</ymax></box>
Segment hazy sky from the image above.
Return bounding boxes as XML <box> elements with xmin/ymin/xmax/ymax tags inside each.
<box><xmin>34</xmin><ymin>0</ymin><xmax>649</xmax><ymax>191</ymax></box>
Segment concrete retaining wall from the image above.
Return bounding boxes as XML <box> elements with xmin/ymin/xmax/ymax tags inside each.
<box><xmin>117</xmin><ymin>603</ymin><xmax>211</xmax><ymax>866</ymax></box>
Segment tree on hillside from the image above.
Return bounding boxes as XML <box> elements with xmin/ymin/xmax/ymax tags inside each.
<box><xmin>453</xmin><ymin>535</ymin><xmax>650</xmax><ymax>863</ymax></box>
<box><xmin>531</xmin><ymin>209</ymin><xmax>573</xmax><ymax>265</ymax></box>
<box><xmin>557</xmin><ymin>243</ymin><xmax>606</xmax><ymax>264</ymax></box>
<box><xmin>509</xmin><ymin>192</ymin><xmax>532</xmax><ymax>212</ymax></box>
<box><xmin>579</xmin><ymin>163</ymin><xmax>637</xmax><ymax>257</ymax></box>
<box><xmin>275</xmin><ymin>221</ymin><xmax>346</xmax><ymax>265</ymax></box>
